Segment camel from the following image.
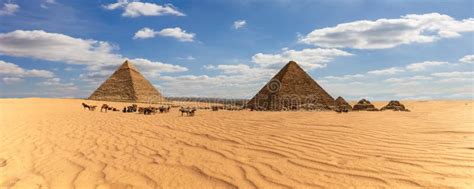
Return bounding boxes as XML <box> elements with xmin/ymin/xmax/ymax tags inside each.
<box><xmin>101</xmin><ymin>104</ymin><xmax>109</xmax><ymax>112</ymax></box>
<box><xmin>138</xmin><ymin>106</ymin><xmax>157</xmax><ymax>115</ymax></box>
<box><xmin>82</xmin><ymin>103</ymin><xmax>91</xmax><ymax>110</ymax></box>
<box><xmin>82</xmin><ymin>103</ymin><xmax>97</xmax><ymax>111</ymax></box>
<box><xmin>180</xmin><ymin>107</ymin><xmax>196</xmax><ymax>116</ymax></box>
<box><xmin>122</xmin><ymin>104</ymin><xmax>138</xmax><ymax>113</ymax></box>
<box><xmin>143</xmin><ymin>108</ymin><xmax>152</xmax><ymax>115</ymax></box>
<box><xmin>89</xmin><ymin>106</ymin><xmax>97</xmax><ymax>111</ymax></box>
<box><xmin>159</xmin><ymin>106</ymin><xmax>170</xmax><ymax>113</ymax></box>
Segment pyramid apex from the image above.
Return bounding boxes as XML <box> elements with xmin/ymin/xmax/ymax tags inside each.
<box><xmin>119</xmin><ymin>60</ymin><xmax>138</xmax><ymax>71</ymax></box>
<box><xmin>335</xmin><ymin>96</ymin><xmax>348</xmax><ymax>103</ymax></box>
<box><xmin>285</xmin><ymin>61</ymin><xmax>303</xmax><ymax>70</ymax></box>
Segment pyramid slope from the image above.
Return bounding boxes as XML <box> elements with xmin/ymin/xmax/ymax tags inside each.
<box><xmin>88</xmin><ymin>60</ymin><xmax>164</xmax><ymax>103</ymax></box>
<box><xmin>247</xmin><ymin>61</ymin><xmax>335</xmax><ymax>110</ymax></box>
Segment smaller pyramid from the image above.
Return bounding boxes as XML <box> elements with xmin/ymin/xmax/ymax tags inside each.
<box><xmin>381</xmin><ymin>100</ymin><xmax>409</xmax><ymax>111</ymax></box>
<box><xmin>353</xmin><ymin>99</ymin><xmax>378</xmax><ymax>111</ymax></box>
<box><xmin>88</xmin><ymin>60</ymin><xmax>164</xmax><ymax>103</ymax></box>
<box><xmin>247</xmin><ymin>61</ymin><xmax>335</xmax><ymax>111</ymax></box>
<box><xmin>335</xmin><ymin>96</ymin><xmax>352</xmax><ymax>110</ymax></box>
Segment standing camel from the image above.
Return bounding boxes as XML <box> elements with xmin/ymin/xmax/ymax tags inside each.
<box><xmin>101</xmin><ymin>104</ymin><xmax>109</xmax><ymax>112</ymax></box>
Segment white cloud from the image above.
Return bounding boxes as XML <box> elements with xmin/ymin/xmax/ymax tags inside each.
<box><xmin>324</xmin><ymin>74</ymin><xmax>365</xmax><ymax>81</ymax></box>
<box><xmin>161</xmin><ymin>62</ymin><xmax>279</xmax><ymax>97</ymax></box>
<box><xmin>2</xmin><ymin>77</ymin><xmax>23</xmax><ymax>84</ymax></box>
<box><xmin>367</xmin><ymin>67</ymin><xmax>405</xmax><ymax>75</ymax></box>
<box><xmin>159</xmin><ymin>73</ymin><xmax>272</xmax><ymax>98</ymax></box>
<box><xmin>384</xmin><ymin>76</ymin><xmax>432</xmax><ymax>83</ymax></box>
<box><xmin>0</xmin><ymin>30</ymin><xmax>187</xmax><ymax>80</ymax></box>
<box><xmin>300</xmin><ymin>13</ymin><xmax>474</xmax><ymax>49</ymax></box>
<box><xmin>38</xmin><ymin>77</ymin><xmax>79</xmax><ymax>93</ymax></box>
<box><xmin>41</xmin><ymin>0</ymin><xmax>57</xmax><ymax>9</ymax></box>
<box><xmin>0</xmin><ymin>3</ymin><xmax>19</xmax><ymax>16</ymax></box>
<box><xmin>405</xmin><ymin>61</ymin><xmax>448</xmax><ymax>71</ymax></box>
<box><xmin>133</xmin><ymin>27</ymin><xmax>156</xmax><ymax>39</ymax></box>
<box><xmin>184</xmin><ymin>56</ymin><xmax>195</xmax><ymax>60</ymax></box>
<box><xmin>431</xmin><ymin>71</ymin><xmax>474</xmax><ymax>83</ymax></box>
<box><xmin>156</xmin><ymin>27</ymin><xmax>195</xmax><ymax>42</ymax></box>
<box><xmin>322</xmin><ymin>70</ymin><xmax>472</xmax><ymax>100</ymax></box>
<box><xmin>0</xmin><ymin>60</ymin><xmax>54</xmax><ymax>78</ymax></box>
<box><xmin>233</xmin><ymin>20</ymin><xmax>246</xmax><ymax>29</ymax></box>
<box><xmin>0</xmin><ymin>30</ymin><xmax>123</xmax><ymax>65</ymax></box>
<box><xmin>205</xmin><ymin>64</ymin><xmax>251</xmax><ymax>75</ymax></box>
<box><xmin>131</xmin><ymin>58</ymin><xmax>188</xmax><ymax>76</ymax></box>
<box><xmin>431</xmin><ymin>71</ymin><xmax>473</xmax><ymax>77</ymax></box>
<box><xmin>133</xmin><ymin>27</ymin><xmax>195</xmax><ymax>42</ymax></box>
<box><xmin>104</xmin><ymin>0</ymin><xmax>185</xmax><ymax>17</ymax></box>
<box><xmin>27</xmin><ymin>69</ymin><xmax>55</xmax><ymax>78</ymax></box>
<box><xmin>103</xmin><ymin>0</ymin><xmax>128</xmax><ymax>10</ymax></box>
<box><xmin>252</xmin><ymin>48</ymin><xmax>352</xmax><ymax>70</ymax></box>
<box><xmin>459</xmin><ymin>54</ymin><xmax>474</xmax><ymax>64</ymax></box>
<box><xmin>205</xmin><ymin>64</ymin><xmax>274</xmax><ymax>76</ymax></box>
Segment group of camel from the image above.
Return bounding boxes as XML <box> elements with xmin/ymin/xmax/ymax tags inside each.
<box><xmin>81</xmin><ymin>102</ymin><xmax>185</xmax><ymax>116</ymax></box>
<box><xmin>82</xmin><ymin>103</ymin><xmax>120</xmax><ymax>112</ymax></box>
<box><xmin>137</xmin><ymin>106</ymin><xmax>171</xmax><ymax>115</ymax></box>
<box><xmin>179</xmin><ymin>107</ymin><xmax>197</xmax><ymax>116</ymax></box>
<box><xmin>81</xmin><ymin>98</ymin><xmax>408</xmax><ymax>116</ymax></box>
<box><xmin>211</xmin><ymin>105</ymin><xmax>244</xmax><ymax>111</ymax></box>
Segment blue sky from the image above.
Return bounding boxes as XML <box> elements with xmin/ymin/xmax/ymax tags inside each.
<box><xmin>0</xmin><ymin>0</ymin><xmax>473</xmax><ymax>100</ymax></box>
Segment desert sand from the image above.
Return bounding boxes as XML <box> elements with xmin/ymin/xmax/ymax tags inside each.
<box><xmin>0</xmin><ymin>98</ymin><xmax>473</xmax><ymax>188</ymax></box>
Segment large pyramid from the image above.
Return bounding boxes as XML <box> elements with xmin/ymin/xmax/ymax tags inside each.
<box><xmin>247</xmin><ymin>61</ymin><xmax>335</xmax><ymax>110</ymax></box>
<box><xmin>88</xmin><ymin>60</ymin><xmax>164</xmax><ymax>103</ymax></box>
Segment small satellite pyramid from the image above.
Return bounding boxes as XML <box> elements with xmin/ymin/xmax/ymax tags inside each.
<box><xmin>335</xmin><ymin>96</ymin><xmax>352</xmax><ymax>110</ymax></box>
<box><xmin>353</xmin><ymin>99</ymin><xmax>378</xmax><ymax>111</ymax></box>
<box><xmin>247</xmin><ymin>61</ymin><xmax>335</xmax><ymax>110</ymax></box>
<box><xmin>88</xmin><ymin>60</ymin><xmax>164</xmax><ymax>103</ymax></box>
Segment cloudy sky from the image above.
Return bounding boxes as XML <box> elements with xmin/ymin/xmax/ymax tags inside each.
<box><xmin>0</xmin><ymin>0</ymin><xmax>473</xmax><ymax>100</ymax></box>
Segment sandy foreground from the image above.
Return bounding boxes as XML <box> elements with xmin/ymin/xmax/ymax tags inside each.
<box><xmin>0</xmin><ymin>98</ymin><xmax>473</xmax><ymax>189</ymax></box>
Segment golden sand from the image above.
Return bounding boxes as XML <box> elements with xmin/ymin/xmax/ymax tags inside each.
<box><xmin>0</xmin><ymin>98</ymin><xmax>473</xmax><ymax>188</ymax></box>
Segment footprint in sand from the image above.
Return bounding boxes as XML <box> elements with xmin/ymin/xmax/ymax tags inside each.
<box><xmin>0</xmin><ymin>158</ymin><xmax>6</xmax><ymax>167</ymax></box>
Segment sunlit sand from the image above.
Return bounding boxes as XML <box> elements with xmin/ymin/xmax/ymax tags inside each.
<box><xmin>0</xmin><ymin>98</ymin><xmax>472</xmax><ymax>188</ymax></box>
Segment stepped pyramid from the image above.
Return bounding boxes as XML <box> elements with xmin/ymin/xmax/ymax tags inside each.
<box><xmin>247</xmin><ymin>61</ymin><xmax>335</xmax><ymax>110</ymax></box>
<box><xmin>88</xmin><ymin>60</ymin><xmax>164</xmax><ymax>103</ymax></box>
<box><xmin>335</xmin><ymin>96</ymin><xmax>352</xmax><ymax>110</ymax></box>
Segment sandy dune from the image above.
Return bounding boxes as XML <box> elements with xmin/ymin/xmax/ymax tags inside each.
<box><xmin>0</xmin><ymin>98</ymin><xmax>473</xmax><ymax>188</ymax></box>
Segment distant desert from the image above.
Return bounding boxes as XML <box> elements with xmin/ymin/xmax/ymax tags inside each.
<box><xmin>0</xmin><ymin>98</ymin><xmax>473</xmax><ymax>188</ymax></box>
